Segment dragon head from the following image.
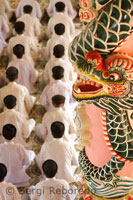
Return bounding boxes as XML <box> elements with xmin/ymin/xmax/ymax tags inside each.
<box><xmin>73</xmin><ymin>51</ymin><xmax>133</xmax><ymax>102</ymax></box>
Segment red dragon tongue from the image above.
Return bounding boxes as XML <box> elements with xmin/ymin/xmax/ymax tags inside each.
<box><xmin>85</xmin><ymin>51</ymin><xmax>105</xmax><ymax>71</ymax></box>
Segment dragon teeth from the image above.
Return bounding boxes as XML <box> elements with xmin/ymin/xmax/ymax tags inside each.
<box><xmin>77</xmin><ymin>88</ymin><xmax>81</xmax><ymax>93</ymax></box>
<box><xmin>96</xmin><ymin>83</ymin><xmax>100</xmax><ymax>87</ymax></box>
<box><xmin>90</xmin><ymin>81</ymin><xmax>94</xmax><ymax>85</ymax></box>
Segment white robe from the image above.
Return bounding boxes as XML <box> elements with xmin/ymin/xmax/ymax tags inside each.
<box><xmin>30</xmin><ymin>178</ymin><xmax>71</xmax><ymax>200</ymax></box>
<box><xmin>8</xmin><ymin>34</ymin><xmax>37</xmax><ymax>65</ymax></box>
<box><xmin>40</xmin><ymin>80</ymin><xmax>76</xmax><ymax>115</ymax></box>
<box><xmin>16</xmin><ymin>14</ymin><xmax>41</xmax><ymax>46</ymax></box>
<box><xmin>46</xmin><ymin>13</ymin><xmax>75</xmax><ymax>41</ymax></box>
<box><xmin>43</xmin><ymin>58</ymin><xmax>77</xmax><ymax>86</ymax></box>
<box><xmin>37</xmin><ymin>107</ymin><xmax>76</xmax><ymax>142</ymax></box>
<box><xmin>0</xmin><ymin>82</ymin><xmax>36</xmax><ymax>118</ymax></box>
<box><xmin>47</xmin><ymin>0</ymin><xmax>77</xmax><ymax>19</ymax></box>
<box><xmin>15</xmin><ymin>0</ymin><xmax>42</xmax><ymax>21</ymax></box>
<box><xmin>0</xmin><ymin>0</ymin><xmax>13</xmax><ymax>19</ymax></box>
<box><xmin>0</xmin><ymin>181</ymin><xmax>21</xmax><ymax>200</ymax></box>
<box><xmin>0</xmin><ymin>14</ymin><xmax>9</xmax><ymax>41</ymax></box>
<box><xmin>7</xmin><ymin>58</ymin><xmax>38</xmax><ymax>94</ymax></box>
<box><xmin>0</xmin><ymin>142</ymin><xmax>34</xmax><ymax>186</ymax></box>
<box><xmin>44</xmin><ymin>36</ymin><xmax>70</xmax><ymax>61</ymax></box>
<box><xmin>0</xmin><ymin>109</ymin><xmax>35</xmax><ymax>148</ymax></box>
<box><xmin>36</xmin><ymin>138</ymin><xmax>78</xmax><ymax>183</ymax></box>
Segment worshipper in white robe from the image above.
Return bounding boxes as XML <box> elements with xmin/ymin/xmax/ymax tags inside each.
<box><xmin>0</xmin><ymin>125</ymin><xmax>35</xmax><ymax>187</ymax></box>
<box><xmin>36</xmin><ymin>122</ymin><xmax>78</xmax><ymax>183</ymax></box>
<box><xmin>0</xmin><ymin>67</ymin><xmax>36</xmax><ymax>118</ymax></box>
<box><xmin>8</xmin><ymin>21</ymin><xmax>37</xmax><ymax>65</ymax></box>
<box><xmin>0</xmin><ymin>95</ymin><xmax>35</xmax><ymax>148</ymax></box>
<box><xmin>44</xmin><ymin>37</ymin><xmax>70</xmax><ymax>61</ymax></box>
<box><xmin>36</xmin><ymin>95</ymin><xmax>76</xmax><ymax>143</ymax></box>
<box><xmin>43</xmin><ymin>58</ymin><xmax>77</xmax><ymax>85</ymax></box>
<box><xmin>46</xmin><ymin>13</ymin><xmax>75</xmax><ymax>41</ymax></box>
<box><xmin>40</xmin><ymin>69</ymin><xmax>77</xmax><ymax>116</ymax></box>
<box><xmin>29</xmin><ymin>160</ymin><xmax>76</xmax><ymax>200</ymax></box>
<box><xmin>47</xmin><ymin>0</ymin><xmax>77</xmax><ymax>19</ymax></box>
<box><xmin>16</xmin><ymin>5</ymin><xmax>41</xmax><ymax>46</ymax></box>
<box><xmin>0</xmin><ymin>163</ymin><xmax>21</xmax><ymax>200</ymax></box>
<box><xmin>16</xmin><ymin>0</ymin><xmax>42</xmax><ymax>21</ymax></box>
<box><xmin>7</xmin><ymin>44</ymin><xmax>38</xmax><ymax>94</ymax></box>
<box><xmin>0</xmin><ymin>13</ymin><xmax>10</xmax><ymax>42</ymax></box>
<box><xmin>0</xmin><ymin>0</ymin><xmax>13</xmax><ymax>20</ymax></box>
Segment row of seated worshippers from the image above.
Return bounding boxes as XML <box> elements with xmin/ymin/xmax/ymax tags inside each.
<box><xmin>0</xmin><ymin>0</ymin><xmax>80</xmax><ymax>199</ymax></box>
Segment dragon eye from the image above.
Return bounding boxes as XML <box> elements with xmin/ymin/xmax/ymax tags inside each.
<box><xmin>109</xmin><ymin>72</ymin><xmax>122</xmax><ymax>81</ymax></box>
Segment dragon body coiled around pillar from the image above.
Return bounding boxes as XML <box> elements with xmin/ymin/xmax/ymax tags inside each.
<box><xmin>69</xmin><ymin>0</ymin><xmax>133</xmax><ymax>199</ymax></box>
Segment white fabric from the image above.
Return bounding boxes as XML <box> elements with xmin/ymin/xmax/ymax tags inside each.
<box><xmin>0</xmin><ymin>14</ymin><xmax>9</xmax><ymax>41</ymax></box>
<box><xmin>7</xmin><ymin>58</ymin><xmax>38</xmax><ymax>94</ymax></box>
<box><xmin>8</xmin><ymin>34</ymin><xmax>37</xmax><ymax>65</ymax></box>
<box><xmin>36</xmin><ymin>138</ymin><xmax>78</xmax><ymax>183</ymax></box>
<box><xmin>47</xmin><ymin>0</ymin><xmax>77</xmax><ymax>19</ymax></box>
<box><xmin>0</xmin><ymin>82</ymin><xmax>36</xmax><ymax>118</ymax></box>
<box><xmin>40</xmin><ymin>80</ymin><xmax>76</xmax><ymax>115</ymax></box>
<box><xmin>0</xmin><ymin>142</ymin><xmax>33</xmax><ymax>186</ymax></box>
<box><xmin>0</xmin><ymin>0</ymin><xmax>12</xmax><ymax>18</ymax></box>
<box><xmin>30</xmin><ymin>178</ymin><xmax>71</xmax><ymax>200</ymax></box>
<box><xmin>0</xmin><ymin>182</ymin><xmax>21</xmax><ymax>200</ymax></box>
<box><xmin>0</xmin><ymin>39</ymin><xmax>7</xmax><ymax>57</ymax></box>
<box><xmin>44</xmin><ymin>36</ymin><xmax>70</xmax><ymax>61</ymax></box>
<box><xmin>16</xmin><ymin>14</ymin><xmax>41</xmax><ymax>45</ymax></box>
<box><xmin>0</xmin><ymin>109</ymin><xmax>35</xmax><ymax>147</ymax></box>
<box><xmin>46</xmin><ymin>13</ymin><xmax>75</xmax><ymax>41</ymax></box>
<box><xmin>16</xmin><ymin>0</ymin><xmax>42</xmax><ymax>20</ymax></box>
<box><xmin>37</xmin><ymin>107</ymin><xmax>76</xmax><ymax>142</ymax></box>
<box><xmin>43</xmin><ymin>58</ymin><xmax>77</xmax><ymax>85</ymax></box>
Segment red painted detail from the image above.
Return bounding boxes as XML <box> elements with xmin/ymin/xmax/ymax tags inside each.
<box><xmin>103</xmin><ymin>71</ymin><xmax>110</xmax><ymax>78</ymax></box>
<box><xmin>85</xmin><ymin>51</ymin><xmax>105</xmax><ymax>71</ymax></box>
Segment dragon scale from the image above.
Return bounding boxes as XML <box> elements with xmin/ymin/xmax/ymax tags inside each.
<box><xmin>70</xmin><ymin>0</ymin><xmax>132</xmax><ymax>61</ymax></box>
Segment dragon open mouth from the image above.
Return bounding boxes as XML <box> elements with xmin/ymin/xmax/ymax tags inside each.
<box><xmin>73</xmin><ymin>76</ymin><xmax>103</xmax><ymax>94</ymax></box>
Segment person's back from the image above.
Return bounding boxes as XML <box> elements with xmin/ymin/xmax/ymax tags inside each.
<box><xmin>0</xmin><ymin>142</ymin><xmax>30</xmax><ymax>185</ymax></box>
<box><xmin>40</xmin><ymin>108</ymin><xmax>76</xmax><ymax>142</ymax></box>
<box><xmin>8</xmin><ymin>60</ymin><xmax>38</xmax><ymax>94</ymax></box>
<box><xmin>0</xmin><ymin>163</ymin><xmax>21</xmax><ymax>200</ymax></box>
<box><xmin>47</xmin><ymin>0</ymin><xmax>77</xmax><ymax>19</ymax></box>
<box><xmin>17</xmin><ymin>14</ymin><xmax>40</xmax><ymax>38</ymax></box>
<box><xmin>43</xmin><ymin>58</ymin><xmax>77</xmax><ymax>85</ymax></box>
<box><xmin>8</xmin><ymin>35</ymin><xmax>36</xmax><ymax>65</ymax></box>
<box><xmin>0</xmin><ymin>109</ymin><xmax>30</xmax><ymax>146</ymax></box>
<box><xmin>8</xmin><ymin>21</ymin><xmax>37</xmax><ymax>65</ymax></box>
<box><xmin>0</xmin><ymin>125</ymin><xmax>34</xmax><ymax>186</ymax></box>
<box><xmin>47</xmin><ymin>13</ymin><xmax>75</xmax><ymax>41</ymax></box>
<box><xmin>40</xmin><ymin>79</ymin><xmax>73</xmax><ymax>113</ymax></box>
<box><xmin>17</xmin><ymin>5</ymin><xmax>41</xmax><ymax>41</ymax></box>
<box><xmin>0</xmin><ymin>13</ymin><xmax>9</xmax><ymax>41</ymax></box>
<box><xmin>34</xmin><ymin>178</ymin><xmax>70</xmax><ymax>200</ymax></box>
<box><xmin>44</xmin><ymin>36</ymin><xmax>70</xmax><ymax>61</ymax></box>
<box><xmin>0</xmin><ymin>181</ymin><xmax>21</xmax><ymax>200</ymax></box>
<box><xmin>16</xmin><ymin>0</ymin><xmax>42</xmax><ymax>20</ymax></box>
<box><xmin>0</xmin><ymin>0</ymin><xmax>12</xmax><ymax>18</ymax></box>
<box><xmin>0</xmin><ymin>81</ymin><xmax>35</xmax><ymax>117</ymax></box>
<box><xmin>36</xmin><ymin>122</ymin><xmax>78</xmax><ymax>183</ymax></box>
<box><xmin>0</xmin><ymin>68</ymin><xmax>36</xmax><ymax>117</ymax></box>
<box><xmin>7</xmin><ymin>43</ymin><xmax>38</xmax><ymax>94</ymax></box>
<box><xmin>30</xmin><ymin>160</ymin><xmax>71</xmax><ymax>200</ymax></box>
<box><xmin>37</xmin><ymin>138</ymin><xmax>77</xmax><ymax>182</ymax></box>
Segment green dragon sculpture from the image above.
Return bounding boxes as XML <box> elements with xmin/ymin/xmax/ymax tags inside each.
<box><xmin>69</xmin><ymin>0</ymin><xmax>133</xmax><ymax>199</ymax></box>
